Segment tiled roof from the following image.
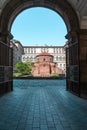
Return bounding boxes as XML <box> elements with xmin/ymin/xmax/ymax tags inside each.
<box><xmin>36</xmin><ymin>52</ymin><xmax>53</xmax><ymax>57</ymax></box>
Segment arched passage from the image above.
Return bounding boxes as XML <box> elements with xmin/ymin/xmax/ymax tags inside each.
<box><xmin>0</xmin><ymin>0</ymin><xmax>87</xmax><ymax>97</ymax></box>
<box><xmin>0</xmin><ymin>0</ymin><xmax>79</xmax><ymax>42</ymax></box>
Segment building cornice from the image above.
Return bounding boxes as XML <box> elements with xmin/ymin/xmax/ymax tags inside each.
<box><xmin>23</xmin><ymin>46</ymin><xmax>64</xmax><ymax>48</ymax></box>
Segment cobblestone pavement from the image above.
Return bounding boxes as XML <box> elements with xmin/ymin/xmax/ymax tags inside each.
<box><xmin>0</xmin><ymin>79</ymin><xmax>87</xmax><ymax>130</ymax></box>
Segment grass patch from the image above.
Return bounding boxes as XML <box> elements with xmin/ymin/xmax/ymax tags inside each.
<box><xmin>13</xmin><ymin>72</ymin><xmax>22</xmax><ymax>77</ymax></box>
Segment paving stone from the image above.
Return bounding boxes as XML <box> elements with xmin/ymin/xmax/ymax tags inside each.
<box><xmin>40</xmin><ymin>125</ymin><xmax>48</xmax><ymax>130</ymax></box>
<box><xmin>25</xmin><ymin>125</ymin><xmax>32</xmax><ymax>130</ymax></box>
<box><xmin>33</xmin><ymin>128</ymin><xmax>40</xmax><ymax>130</ymax></box>
<box><xmin>55</xmin><ymin>124</ymin><xmax>64</xmax><ymax>130</ymax></box>
<box><xmin>0</xmin><ymin>79</ymin><xmax>87</xmax><ymax>130</ymax></box>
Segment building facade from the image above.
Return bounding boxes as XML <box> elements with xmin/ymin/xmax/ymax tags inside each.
<box><xmin>22</xmin><ymin>46</ymin><xmax>66</xmax><ymax>72</ymax></box>
<box><xmin>32</xmin><ymin>52</ymin><xmax>64</xmax><ymax>77</ymax></box>
<box><xmin>10</xmin><ymin>40</ymin><xmax>24</xmax><ymax>69</ymax></box>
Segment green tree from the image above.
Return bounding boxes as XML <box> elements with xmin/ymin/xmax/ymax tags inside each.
<box><xmin>15</xmin><ymin>61</ymin><xmax>34</xmax><ymax>75</ymax></box>
<box><xmin>15</xmin><ymin>61</ymin><xmax>28</xmax><ymax>75</ymax></box>
<box><xmin>26</xmin><ymin>61</ymin><xmax>34</xmax><ymax>74</ymax></box>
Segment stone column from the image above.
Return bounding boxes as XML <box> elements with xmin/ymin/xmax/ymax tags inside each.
<box><xmin>0</xmin><ymin>31</ymin><xmax>13</xmax><ymax>95</ymax></box>
<box><xmin>79</xmin><ymin>29</ymin><xmax>87</xmax><ymax>95</ymax></box>
<box><xmin>65</xmin><ymin>31</ymin><xmax>80</xmax><ymax>96</ymax></box>
<box><xmin>0</xmin><ymin>31</ymin><xmax>13</xmax><ymax>45</ymax></box>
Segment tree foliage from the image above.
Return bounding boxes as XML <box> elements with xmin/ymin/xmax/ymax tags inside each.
<box><xmin>26</xmin><ymin>61</ymin><xmax>34</xmax><ymax>74</ymax></box>
<box><xmin>15</xmin><ymin>61</ymin><xmax>34</xmax><ymax>75</ymax></box>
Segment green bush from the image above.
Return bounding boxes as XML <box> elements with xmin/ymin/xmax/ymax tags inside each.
<box><xmin>15</xmin><ymin>61</ymin><xmax>34</xmax><ymax>75</ymax></box>
<box><xmin>51</xmin><ymin>72</ymin><xmax>59</xmax><ymax>77</ymax></box>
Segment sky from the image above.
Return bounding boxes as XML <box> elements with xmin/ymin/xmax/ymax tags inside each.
<box><xmin>11</xmin><ymin>7</ymin><xmax>67</xmax><ymax>46</ymax></box>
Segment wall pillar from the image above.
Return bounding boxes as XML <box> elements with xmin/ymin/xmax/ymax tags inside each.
<box><xmin>0</xmin><ymin>31</ymin><xmax>13</xmax><ymax>95</ymax></box>
<box><xmin>0</xmin><ymin>31</ymin><xmax>13</xmax><ymax>44</ymax></box>
<box><xmin>65</xmin><ymin>31</ymin><xmax>80</xmax><ymax>96</ymax></box>
<box><xmin>79</xmin><ymin>29</ymin><xmax>87</xmax><ymax>96</ymax></box>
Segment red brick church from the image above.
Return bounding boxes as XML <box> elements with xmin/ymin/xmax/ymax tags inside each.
<box><xmin>31</xmin><ymin>52</ymin><xmax>64</xmax><ymax>77</ymax></box>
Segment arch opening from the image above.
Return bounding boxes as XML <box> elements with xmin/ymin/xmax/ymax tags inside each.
<box><xmin>10</xmin><ymin>7</ymin><xmax>67</xmax><ymax>78</ymax></box>
<box><xmin>11</xmin><ymin>7</ymin><xmax>67</xmax><ymax>46</ymax></box>
<box><xmin>0</xmin><ymin>0</ymin><xmax>79</xmax><ymax>40</ymax></box>
<box><xmin>0</xmin><ymin>0</ymin><xmax>84</xmax><ymax>97</ymax></box>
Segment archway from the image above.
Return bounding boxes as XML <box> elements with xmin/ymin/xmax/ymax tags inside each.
<box><xmin>0</xmin><ymin>0</ymin><xmax>87</xmax><ymax>97</ymax></box>
<box><xmin>0</xmin><ymin>0</ymin><xmax>79</xmax><ymax>42</ymax></box>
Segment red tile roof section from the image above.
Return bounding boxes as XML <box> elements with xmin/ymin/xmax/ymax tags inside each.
<box><xmin>36</xmin><ymin>52</ymin><xmax>53</xmax><ymax>57</ymax></box>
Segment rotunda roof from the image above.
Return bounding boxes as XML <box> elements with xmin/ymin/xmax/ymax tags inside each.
<box><xmin>36</xmin><ymin>52</ymin><xmax>53</xmax><ymax>57</ymax></box>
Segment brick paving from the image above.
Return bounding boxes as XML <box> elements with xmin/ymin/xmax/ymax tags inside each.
<box><xmin>0</xmin><ymin>79</ymin><xmax>87</xmax><ymax>130</ymax></box>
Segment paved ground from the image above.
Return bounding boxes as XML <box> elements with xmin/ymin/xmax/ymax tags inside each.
<box><xmin>0</xmin><ymin>79</ymin><xmax>87</xmax><ymax>130</ymax></box>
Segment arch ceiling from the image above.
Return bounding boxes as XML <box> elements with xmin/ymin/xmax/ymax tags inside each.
<box><xmin>0</xmin><ymin>0</ymin><xmax>87</xmax><ymax>30</ymax></box>
<box><xmin>67</xmin><ymin>0</ymin><xmax>87</xmax><ymax>29</ymax></box>
<box><xmin>0</xmin><ymin>0</ymin><xmax>78</xmax><ymax>34</ymax></box>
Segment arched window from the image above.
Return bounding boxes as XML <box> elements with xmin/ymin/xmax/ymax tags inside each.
<box><xmin>43</xmin><ymin>58</ymin><xmax>45</xmax><ymax>61</ymax></box>
<box><xmin>43</xmin><ymin>64</ymin><xmax>46</xmax><ymax>67</ymax></box>
<box><xmin>63</xmin><ymin>56</ymin><xmax>66</xmax><ymax>60</ymax></box>
<box><xmin>59</xmin><ymin>56</ymin><xmax>62</xmax><ymax>61</ymax></box>
<box><xmin>56</xmin><ymin>56</ymin><xmax>58</xmax><ymax>61</ymax></box>
<box><xmin>23</xmin><ymin>57</ymin><xmax>25</xmax><ymax>61</ymax></box>
<box><xmin>60</xmin><ymin>64</ymin><xmax>62</xmax><ymax>67</ymax></box>
<box><xmin>50</xmin><ymin>58</ymin><xmax>52</xmax><ymax>62</ymax></box>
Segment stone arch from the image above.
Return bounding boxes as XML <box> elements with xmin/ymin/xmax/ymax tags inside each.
<box><xmin>2</xmin><ymin>0</ymin><xmax>87</xmax><ymax>97</ymax></box>
<box><xmin>0</xmin><ymin>0</ymin><xmax>79</xmax><ymax>43</ymax></box>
